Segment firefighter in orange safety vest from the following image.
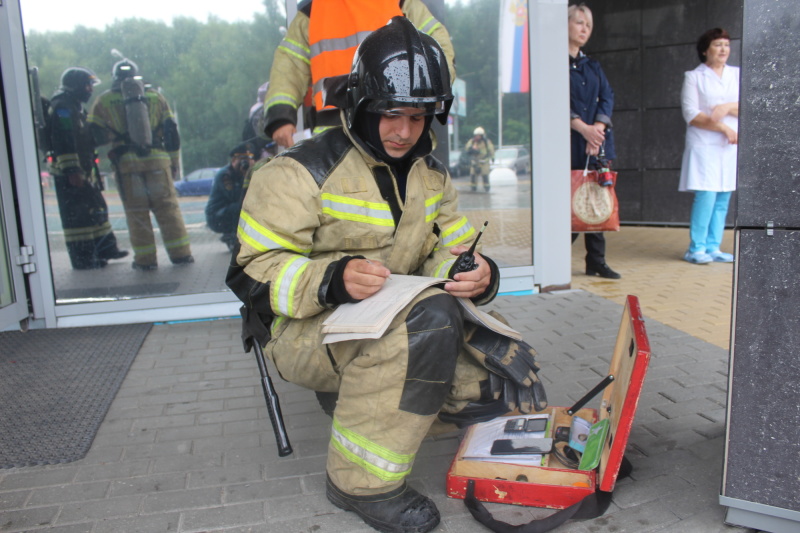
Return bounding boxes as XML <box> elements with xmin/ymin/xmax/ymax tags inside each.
<box><xmin>227</xmin><ymin>17</ymin><xmax>546</xmax><ymax>533</ymax></box>
<box><xmin>262</xmin><ymin>0</ymin><xmax>456</xmax><ymax>149</ymax></box>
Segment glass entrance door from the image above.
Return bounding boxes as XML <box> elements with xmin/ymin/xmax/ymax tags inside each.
<box><xmin>0</xmin><ymin>98</ymin><xmax>30</xmax><ymax>331</ymax></box>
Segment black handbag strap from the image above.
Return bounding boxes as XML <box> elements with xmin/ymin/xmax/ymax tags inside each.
<box><xmin>463</xmin><ymin>456</ymin><xmax>632</xmax><ymax>533</ymax></box>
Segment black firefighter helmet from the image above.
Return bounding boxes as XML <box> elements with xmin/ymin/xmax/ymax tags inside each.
<box><xmin>59</xmin><ymin>67</ymin><xmax>101</xmax><ymax>102</ymax></box>
<box><xmin>345</xmin><ymin>16</ymin><xmax>453</xmax><ymax>129</ymax></box>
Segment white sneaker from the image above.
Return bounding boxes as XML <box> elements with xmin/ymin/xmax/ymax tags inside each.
<box><xmin>684</xmin><ymin>250</ymin><xmax>713</xmax><ymax>264</ymax></box>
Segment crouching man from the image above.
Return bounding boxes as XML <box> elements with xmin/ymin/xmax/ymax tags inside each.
<box><xmin>227</xmin><ymin>17</ymin><xmax>546</xmax><ymax>533</ymax></box>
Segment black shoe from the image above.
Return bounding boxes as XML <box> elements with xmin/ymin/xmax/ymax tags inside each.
<box><xmin>326</xmin><ymin>476</ymin><xmax>440</xmax><ymax>533</ymax></box>
<box><xmin>100</xmin><ymin>249</ymin><xmax>129</xmax><ymax>260</ymax></box>
<box><xmin>586</xmin><ymin>263</ymin><xmax>621</xmax><ymax>279</ymax></box>
<box><xmin>132</xmin><ymin>262</ymin><xmax>157</xmax><ymax>271</ymax></box>
<box><xmin>171</xmin><ymin>255</ymin><xmax>195</xmax><ymax>265</ymax></box>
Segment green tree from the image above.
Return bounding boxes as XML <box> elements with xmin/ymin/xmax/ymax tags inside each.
<box><xmin>445</xmin><ymin>0</ymin><xmax>531</xmax><ymax>148</ymax></box>
<box><xmin>24</xmin><ymin>0</ymin><xmax>285</xmax><ymax>174</ymax></box>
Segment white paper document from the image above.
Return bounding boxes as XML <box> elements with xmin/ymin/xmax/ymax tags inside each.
<box><xmin>460</xmin><ymin>414</ymin><xmax>550</xmax><ymax>466</ymax></box>
<box><xmin>321</xmin><ymin>275</ymin><xmax>523</xmax><ymax>344</ymax></box>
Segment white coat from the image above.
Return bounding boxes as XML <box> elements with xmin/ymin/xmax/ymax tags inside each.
<box><xmin>678</xmin><ymin>63</ymin><xmax>739</xmax><ymax>192</ymax></box>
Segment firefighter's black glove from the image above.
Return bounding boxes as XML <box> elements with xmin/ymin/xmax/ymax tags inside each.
<box><xmin>465</xmin><ymin>323</ymin><xmax>547</xmax><ymax>414</ymax></box>
<box><xmin>488</xmin><ymin>372</ymin><xmax>548</xmax><ymax>414</ymax></box>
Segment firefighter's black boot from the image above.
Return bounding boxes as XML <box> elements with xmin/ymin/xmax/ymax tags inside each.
<box><xmin>326</xmin><ymin>475</ymin><xmax>440</xmax><ymax>533</ymax></box>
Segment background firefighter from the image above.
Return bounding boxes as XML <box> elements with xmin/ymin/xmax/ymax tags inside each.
<box><xmin>205</xmin><ymin>141</ymin><xmax>255</xmax><ymax>252</ymax></box>
<box><xmin>88</xmin><ymin>58</ymin><xmax>193</xmax><ymax>271</ymax></box>
<box><xmin>465</xmin><ymin>126</ymin><xmax>495</xmax><ymax>192</ymax></box>
<box><xmin>46</xmin><ymin>67</ymin><xmax>128</xmax><ymax>270</ymax></box>
<box><xmin>227</xmin><ymin>17</ymin><xmax>545</xmax><ymax>533</ymax></box>
<box><xmin>261</xmin><ymin>0</ymin><xmax>456</xmax><ymax>149</ymax></box>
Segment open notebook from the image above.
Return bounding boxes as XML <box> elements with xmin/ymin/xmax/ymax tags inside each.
<box><xmin>322</xmin><ymin>274</ymin><xmax>521</xmax><ymax>343</ymax></box>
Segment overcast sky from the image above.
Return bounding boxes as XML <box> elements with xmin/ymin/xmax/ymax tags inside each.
<box><xmin>21</xmin><ymin>0</ymin><xmax>460</xmax><ymax>34</ymax></box>
<box><xmin>21</xmin><ymin>0</ymin><xmax>271</xmax><ymax>33</ymax></box>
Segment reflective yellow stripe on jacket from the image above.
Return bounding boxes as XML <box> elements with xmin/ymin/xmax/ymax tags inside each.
<box><xmin>278</xmin><ymin>37</ymin><xmax>311</xmax><ymax>64</ymax></box>
<box><xmin>425</xmin><ymin>192</ymin><xmax>442</xmax><ymax>223</ymax></box>
<box><xmin>321</xmin><ymin>193</ymin><xmax>395</xmax><ymax>227</ymax></box>
<box><xmin>273</xmin><ymin>255</ymin><xmax>311</xmax><ymax>317</ymax></box>
<box><xmin>331</xmin><ymin>417</ymin><xmax>414</xmax><ymax>482</ymax></box>
<box><xmin>433</xmin><ymin>258</ymin><xmax>456</xmax><ymax>278</ymax></box>
<box><xmin>441</xmin><ymin>216</ymin><xmax>474</xmax><ymax>247</ymax></box>
<box><xmin>237</xmin><ymin>211</ymin><xmax>311</xmax><ymax>254</ymax></box>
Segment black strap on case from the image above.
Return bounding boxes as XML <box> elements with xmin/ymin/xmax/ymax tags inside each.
<box><xmin>463</xmin><ymin>456</ymin><xmax>632</xmax><ymax>533</ymax></box>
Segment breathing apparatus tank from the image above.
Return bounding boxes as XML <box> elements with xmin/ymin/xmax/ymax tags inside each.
<box><xmin>121</xmin><ymin>77</ymin><xmax>152</xmax><ymax>150</ymax></box>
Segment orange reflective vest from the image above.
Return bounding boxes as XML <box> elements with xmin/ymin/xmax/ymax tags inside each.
<box><xmin>308</xmin><ymin>0</ymin><xmax>402</xmax><ymax>112</ymax></box>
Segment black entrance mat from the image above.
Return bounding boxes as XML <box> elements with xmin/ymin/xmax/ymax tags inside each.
<box><xmin>0</xmin><ymin>323</ymin><xmax>152</xmax><ymax>468</ymax></box>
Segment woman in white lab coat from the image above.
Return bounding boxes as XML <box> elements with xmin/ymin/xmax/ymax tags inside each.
<box><xmin>678</xmin><ymin>27</ymin><xmax>739</xmax><ymax>264</ymax></box>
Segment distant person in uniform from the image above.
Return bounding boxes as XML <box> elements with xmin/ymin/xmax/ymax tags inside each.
<box><xmin>205</xmin><ymin>141</ymin><xmax>255</xmax><ymax>252</ymax></box>
<box><xmin>46</xmin><ymin>67</ymin><xmax>128</xmax><ymax>270</ymax></box>
<box><xmin>464</xmin><ymin>126</ymin><xmax>494</xmax><ymax>192</ymax></box>
<box><xmin>88</xmin><ymin>59</ymin><xmax>193</xmax><ymax>271</ymax></box>
<box><xmin>262</xmin><ymin>0</ymin><xmax>456</xmax><ymax>149</ymax></box>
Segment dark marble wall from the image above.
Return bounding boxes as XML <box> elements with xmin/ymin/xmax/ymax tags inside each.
<box><xmin>736</xmin><ymin>0</ymin><xmax>800</xmax><ymax>228</ymax></box>
<box><xmin>580</xmin><ymin>0</ymin><xmax>744</xmax><ymax>224</ymax></box>
<box><xmin>724</xmin><ymin>0</ymin><xmax>800</xmax><ymax>516</ymax></box>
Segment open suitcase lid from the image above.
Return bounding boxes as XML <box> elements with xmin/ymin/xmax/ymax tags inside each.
<box><xmin>596</xmin><ymin>295</ymin><xmax>651</xmax><ymax>492</ymax></box>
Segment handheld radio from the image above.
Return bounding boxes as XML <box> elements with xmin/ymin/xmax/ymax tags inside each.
<box><xmin>451</xmin><ymin>221</ymin><xmax>488</xmax><ymax>276</ymax></box>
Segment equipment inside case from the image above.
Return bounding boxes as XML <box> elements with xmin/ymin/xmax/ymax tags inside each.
<box><xmin>446</xmin><ymin>295</ymin><xmax>651</xmax><ymax>510</ymax></box>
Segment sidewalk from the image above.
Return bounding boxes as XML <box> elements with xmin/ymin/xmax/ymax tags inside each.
<box><xmin>0</xmin><ymin>227</ymin><xmax>749</xmax><ymax>532</ymax></box>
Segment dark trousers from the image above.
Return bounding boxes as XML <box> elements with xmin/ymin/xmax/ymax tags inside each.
<box><xmin>571</xmin><ymin>232</ymin><xmax>606</xmax><ymax>267</ymax></box>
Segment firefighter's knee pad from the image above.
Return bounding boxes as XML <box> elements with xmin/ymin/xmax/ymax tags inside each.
<box><xmin>399</xmin><ymin>293</ymin><xmax>463</xmax><ymax>416</ymax></box>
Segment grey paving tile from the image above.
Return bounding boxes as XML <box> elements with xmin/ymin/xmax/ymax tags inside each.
<box><xmin>109</xmin><ymin>472</ymin><xmax>188</xmax><ymax>497</ymax></box>
<box><xmin>0</xmin><ymin>488</ymin><xmax>30</xmax><ymax>509</ymax></box>
<box><xmin>0</xmin><ymin>468</ymin><xmax>79</xmax><ymax>490</ymax></box>
<box><xmin>73</xmin><ymin>460</ymin><xmax>151</xmax><ymax>484</ymax></box>
<box><xmin>57</xmin><ymin>494</ymin><xmax>143</xmax><ymax>523</ymax></box>
<box><xmin>19</xmin><ymin>523</ymin><xmax>95</xmax><ymax>533</ymax></box>
<box><xmin>93</xmin><ymin>512</ymin><xmax>180</xmax><ymax>533</ymax></box>
<box><xmin>28</xmin><ymin>480</ymin><xmax>109</xmax><ymax>506</ymax></box>
<box><xmin>141</xmin><ymin>486</ymin><xmax>222</xmax><ymax>513</ymax></box>
<box><xmin>152</xmin><ymin>452</ymin><xmax>224</xmax><ymax>474</ymax></box>
<box><xmin>180</xmin><ymin>501</ymin><xmax>264</xmax><ymax>531</ymax></box>
<box><xmin>224</xmin><ymin>477</ymin><xmax>303</xmax><ymax>504</ymax></box>
<box><xmin>185</xmin><ymin>464</ymin><xmax>264</xmax><ymax>489</ymax></box>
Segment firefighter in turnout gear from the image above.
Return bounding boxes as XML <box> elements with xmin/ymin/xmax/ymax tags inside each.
<box><xmin>205</xmin><ymin>141</ymin><xmax>255</xmax><ymax>252</ymax></box>
<box><xmin>88</xmin><ymin>59</ymin><xmax>193</xmax><ymax>270</ymax></box>
<box><xmin>262</xmin><ymin>0</ymin><xmax>456</xmax><ymax>148</ymax></box>
<box><xmin>465</xmin><ymin>126</ymin><xmax>495</xmax><ymax>192</ymax></box>
<box><xmin>47</xmin><ymin>67</ymin><xmax>128</xmax><ymax>270</ymax></box>
<box><xmin>227</xmin><ymin>18</ymin><xmax>546</xmax><ymax>533</ymax></box>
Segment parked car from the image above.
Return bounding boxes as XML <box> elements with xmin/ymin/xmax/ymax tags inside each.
<box><xmin>174</xmin><ymin>167</ymin><xmax>219</xmax><ymax>197</ymax></box>
<box><xmin>491</xmin><ymin>145</ymin><xmax>531</xmax><ymax>175</ymax></box>
<box><xmin>448</xmin><ymin>149</ymin><xmax>470</xmax><ymax>176</ymax></box>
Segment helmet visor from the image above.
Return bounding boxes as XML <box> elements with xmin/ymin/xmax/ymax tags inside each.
<box><xmin>365</xmin><ymin>99</ymin><xmax>448</xmax><ymax>117</ymax></box>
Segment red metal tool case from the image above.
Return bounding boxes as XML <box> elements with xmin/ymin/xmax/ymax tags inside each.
<box><xmin>446</xmin><ymin>295</ymin><xmax>651</xmax><ymax>514</ymax></box>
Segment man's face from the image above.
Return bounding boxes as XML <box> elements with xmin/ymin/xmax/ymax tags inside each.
<box><xmin>232</xmin><ymin>154</ymin><xmax>254</xmax><ymax>173</ymax></box>
<box><xmin>378</xmin><ymin>107</ymin><xmax>427</xmax><ymax>158</ymax></box>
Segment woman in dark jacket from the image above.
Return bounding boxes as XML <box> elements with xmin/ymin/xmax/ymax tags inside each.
<box><xmin>568</xmin><ymin>3</ymin><xmax>620</xmax><ymax>279</ymax></box>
